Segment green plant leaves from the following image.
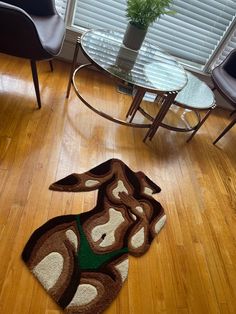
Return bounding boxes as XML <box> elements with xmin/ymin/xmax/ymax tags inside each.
<box><xmin>126</xmin><ymin>0</ymin><xmax>175</xmax><ymax>30</ymax></box>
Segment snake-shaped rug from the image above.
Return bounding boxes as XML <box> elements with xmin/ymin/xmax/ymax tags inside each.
<box><xmin>22</xmin><ymin>159</ymin><xmax>166</xmax><ymax>314</ymax></box>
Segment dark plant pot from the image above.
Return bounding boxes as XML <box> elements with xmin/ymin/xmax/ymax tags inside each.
<box><xmin>123</xmin><ymin>22</ymin><xmax>147</xmax><ymax>51</ymax></box>
<box><xmin>115</xmin><ymin>46</ymin><xmax>139</xmax><ymax>71</ymax></box>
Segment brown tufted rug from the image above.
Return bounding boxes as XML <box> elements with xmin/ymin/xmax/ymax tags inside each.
<box><xmin>22</xmin><ymin>159</ymin><xmax>166</xmax><ymax>314</ymax></box>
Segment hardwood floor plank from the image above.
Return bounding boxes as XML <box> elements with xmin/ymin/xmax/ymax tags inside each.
<box><xmin>0</xmin><ymin>54</ymin><xmax>235</xmax><ymax>314</ymax></box>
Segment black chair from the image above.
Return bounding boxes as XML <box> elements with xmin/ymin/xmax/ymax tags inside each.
<box><xmin>212</xmin><ymin>48</ymin><xmax>236</xmax><ymax>116</ymax></box>
<box><xmin>0</xmin><ymin>0</ymin><xmax>65</xmax><ymax>108</ymax></box>
<box><xmin>211</xmin><ymin>49</ymin><xmax>236</xmax><ymax>144</ymax></box>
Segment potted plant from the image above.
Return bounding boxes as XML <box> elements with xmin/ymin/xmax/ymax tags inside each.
<box><xmin>123</xmin><ymin>0</ymin><xmax>175</xmax><ymax>50</ymax></box>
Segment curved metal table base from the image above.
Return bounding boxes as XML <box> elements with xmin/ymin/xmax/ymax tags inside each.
<box><xmin>72</xmin><ymin>64</ymin><xmax>152</xmax><ymax>129</ymax></box>
<box><xmin>127</xmin><ymin>91</ymin><xmax>216</xmax><ymax>142</ymax></box>
<box><xmin>67</xmin><ymin>37</ymin><xmax>215</xmax><ymax>143</ymax></box>
<box><xmin>137</xmin><ymin>106</ymin><xmax>202</xmax><ymax>133</ymax></box>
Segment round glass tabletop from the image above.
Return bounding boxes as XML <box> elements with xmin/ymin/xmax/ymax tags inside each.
<box><xmin>175</xmin><ymin>72</ymin><xmax>215</xmax><ymax>109</ymax></box>
<box><xmin>81</xmin><ymin>29</ymin><xmax>187</xmax><ymax>93</ymax></box>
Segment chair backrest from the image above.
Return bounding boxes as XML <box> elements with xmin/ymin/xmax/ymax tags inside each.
<box><xmin>0</xmin><ymin>2</ymin><xmax>51</xmax><ymax>59</ymax></box>
<box><xmin>221</xmin><ymin>49</ymin><xmax>236</xmax><ymax>79</ymax></box>
<box><xmin>2</xmin><ymin>0</ymin><xmax>56</xmax><ymax>15</ymax></box>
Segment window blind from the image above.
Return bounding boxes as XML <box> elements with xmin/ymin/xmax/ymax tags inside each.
<box><xmin>55</xmin><ymin>0</ymin><xmax>67</xmax><ymax>18</ymax></box>
<box><xmin>73</xmin><ymin>0</ymin><xmax>236</xmax><ymax>68</ymax></box>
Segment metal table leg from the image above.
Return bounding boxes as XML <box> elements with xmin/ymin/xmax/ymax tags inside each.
<box><xmin>143</xmin><ymin>92</ymin><xmax>177</xmax><ymax>142</ymax></box>
<box><xmin>126</xmin><ymin>88</ymin><xmax>146</xmax><ymax>121</ymax></box>
<box><xmin>66</xmin><ymin>37</ymin><xmax>81</xmax><ymax>99</ymax></box>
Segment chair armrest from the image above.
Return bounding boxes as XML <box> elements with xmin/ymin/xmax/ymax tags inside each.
<box><xmin>2</xmin><ymin>0</ymin><xmax>57</xmax><ymax>16</ymax></box>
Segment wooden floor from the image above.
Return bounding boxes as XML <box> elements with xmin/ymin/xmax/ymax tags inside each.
<box><xmin>0</xmin><ymin>54</ymin><xmax>236</xmax><ymax>314</ymax></box>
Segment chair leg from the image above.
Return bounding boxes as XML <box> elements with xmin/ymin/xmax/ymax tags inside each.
<box><xmin>213</xmin><ymin>118</ymin><xmax>236</xmax><ymax>145</ymax></box>
<box><xmin>230</xmin><ymin>109</ymin><xmax>236</xmax><ymax>117</ymax></box>
<box><xmin>49</xmin><ymin>60</ymin><xmax>53</xmax><ymax>72</ymax></box>
<box><xmin>30</xmin><ymin>60</ymin><xmax>41</xmax><ymax>109</ymax></box>
<box><xmin>187</xmin><ymin>108</ymin><xmax>213</xmax><ymax>143</ymax></box>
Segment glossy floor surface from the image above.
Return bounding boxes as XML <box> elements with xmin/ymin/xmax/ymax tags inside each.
<box><xmin>0</xmin><ymin>54</ymin><xmax>236</xmax><ymax>314</ymax></box>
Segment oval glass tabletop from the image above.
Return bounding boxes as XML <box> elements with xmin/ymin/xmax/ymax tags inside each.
<box><xmin>81</xmin><ymin>29</ymin><xmax>187</xmax><ymax>93</ymax></box>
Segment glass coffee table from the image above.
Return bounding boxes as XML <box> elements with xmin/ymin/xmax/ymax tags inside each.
<box><xmin>66</xmin><ymin>29</ymin><xmax>187</xmax><ymax>130</ymax></box>
<box><xmin>139</xmin><ymin>71</ymin><xmax>216</xmax><ymax>142</ymax></box>
<box><xmin>66</xmin><ymin>29</ymin><xmax>215</xmax><ymax>142</ymax></box>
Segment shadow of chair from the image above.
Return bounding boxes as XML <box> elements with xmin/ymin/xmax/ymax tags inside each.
<box><xmin>0</xmin><ymin>0</ymin><xmax>65</xmax><ymax>108</ymax></box>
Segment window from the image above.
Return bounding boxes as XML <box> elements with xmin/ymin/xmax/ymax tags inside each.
<box><xmin>55</xmin><ymin>0</ymin><xmax>236</xmax><ymax>72</ymax></box>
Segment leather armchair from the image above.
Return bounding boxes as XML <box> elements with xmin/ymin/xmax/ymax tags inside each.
<box><xmin>0</xmin><ymin>0</ymin><xmax>65</xmax><ymax>108</ymax></box>
<box><xmin>211</xmin><ymin>49</ymin><xmax>236</xmax><ymax>144</ymax></box>
<box><xmin>212</xmin><ymin>48</ymin><xmax>236</xmax><ymax>115</ymax></box>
